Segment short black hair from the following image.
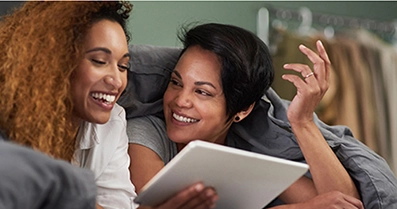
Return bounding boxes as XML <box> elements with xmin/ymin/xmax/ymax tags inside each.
<box><xmin>178</xmin><ymin>23</ymin><xmax>274</xmax><ymax>120</ymax></box>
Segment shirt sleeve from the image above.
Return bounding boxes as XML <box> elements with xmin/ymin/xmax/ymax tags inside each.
<box><xmin>127</xmin><ymin>115</ymin><xmax>176</xmax><ymax>164</ymax></box>
<box><xmin>0</xmin><ymin>140</ymin><xmax>97</xmax><ymax>209</ymax></box>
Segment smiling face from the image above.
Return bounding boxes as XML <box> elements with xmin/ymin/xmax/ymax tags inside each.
<box><xmin>163</xmin><ymin>45</ymin><xmax>234</xmax><ymax>148</ymax></box>
<box><xmin>70</xmin><ymin>19</ymin><xmax>129</xmax><ymax>125</ymax></box>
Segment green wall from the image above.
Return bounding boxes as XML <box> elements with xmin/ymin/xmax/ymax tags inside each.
<box><xmin>127</xmin><ymin>1</ymin><xmax>397</xmax><ymax>47</ymax></box>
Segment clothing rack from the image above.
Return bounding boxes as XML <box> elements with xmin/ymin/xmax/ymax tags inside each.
<box><xmin>257</xmin><ymin>6</ymin><xmax>397</xmax><ymax>175</ymax></box>
<box><xmin>257</xmin><ymin>6</ymin><xmax>397</xmax><ymax>45</ymax></box>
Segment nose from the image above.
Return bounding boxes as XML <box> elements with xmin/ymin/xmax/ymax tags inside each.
<box><xmin>173</xmin><ymin>89</ymin><xmax>193</xmax><ymax>108</ymax></box>
<box><xmin>104</xmin><ymin>66</ymin><xmax>123</xmax><ymax>89</ymax></box>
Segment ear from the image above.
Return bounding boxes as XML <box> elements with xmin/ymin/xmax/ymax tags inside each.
<box><xmin>233</xmin><ymin>102</ymin><xmax>255</xmax><ymax>122</ymax></box>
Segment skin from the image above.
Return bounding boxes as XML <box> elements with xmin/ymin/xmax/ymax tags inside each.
<box><xmin>164</xmin><ymin>46</ymin><xmax>235</xmax><ymax>151</ymax></box>
<box><xmin>129</xmin><ymin>42</ymin><xmax>363</xmax><ymax>209</ymax></box>
<box><xmin>70</xmin><ymin>19</ymin><xmax>129</xmax><ymax>127</ymax></box>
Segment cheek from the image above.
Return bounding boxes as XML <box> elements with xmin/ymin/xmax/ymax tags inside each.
<box><xmin>163</xmin><ymin>88</ymin><xmax>174</xmax><ymax>105</ymax></box>
<box><xmin>121</xmin><ymin>73</ymin><xmax>128</xmax><ymax>91</ymax></box>
<box><xmin>70</xmin><ymin>72</ymin><xmax>85</xmax><ymax>96</ymax></box>
<box><xmin>72</xmin><ymin>62</ymin><xmax>93</xmax><ymax>86</ymax></box>
<box><xmin>205</xmin><ymin>101</ymin><xmax>229</xmax><ymax>122</ymax></box>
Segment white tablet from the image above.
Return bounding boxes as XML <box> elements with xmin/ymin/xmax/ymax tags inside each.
<box><xmin>134</xmin><ymin>140</ymin><xmax>309</xmax><ymax>209</ymax></box>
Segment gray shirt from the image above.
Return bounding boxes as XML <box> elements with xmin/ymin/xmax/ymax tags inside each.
<box><xmin>127</xmin><ymin>115</ymin><xmax>177</xmax><ymax>164</ymax></box>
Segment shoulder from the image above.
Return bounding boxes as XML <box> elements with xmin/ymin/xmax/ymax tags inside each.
<box><xmin>127</xmin><ymin>115</ymin><xmax>175</xmax><ymax>163</ymax></box>
<box><xmin>127</xmin><ymin>115</ymin><xmax>166</xmax><ymax>142</ymax></box>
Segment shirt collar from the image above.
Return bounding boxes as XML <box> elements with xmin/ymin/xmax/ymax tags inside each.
<box><xmin>76</xmin><ymin>121</ymin><xmax>100</xmax><ymax>150</ymax></box>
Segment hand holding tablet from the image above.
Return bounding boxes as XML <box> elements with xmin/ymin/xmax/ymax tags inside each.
<box><xmin>134</xmin><ymin>140</ymin><xmax>309</xmax><ymax>209</ymax></box>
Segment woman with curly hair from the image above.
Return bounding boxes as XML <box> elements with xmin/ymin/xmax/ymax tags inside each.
<box><xmin>0</xmin><ymin>1</ymin><xmax>218</xmax><ymax>209</ymax></box>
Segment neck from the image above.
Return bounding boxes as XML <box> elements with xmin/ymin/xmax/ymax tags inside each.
<box><xmin>176</xmin><ymin>136</ymin><xmax>227</xmax><ymax>152</ymax></box>
<box><xmin>176</xmin><ymin>119</ymin><xmax>233</xmax><ymax>152</ymax></box>
<box><xmin>71</xmin><ymin>115</ymin><xmax>83</xmax><ymax>136</ymax></box>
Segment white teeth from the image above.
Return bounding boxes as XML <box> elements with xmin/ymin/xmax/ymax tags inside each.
<box><xmin>91</xmin><ymin>93</ymin><xmax>116</xmax><ymax>104</ymax></box>
<box><xmin>173</xmin><ymin>113</ymin><xmax>198</xmax><ymax>123</ymax></box>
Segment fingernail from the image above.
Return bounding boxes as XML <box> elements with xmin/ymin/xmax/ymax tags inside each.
<box><xmin>206</xmin><ymin>189</ymin><xmax>214</xmax><ymax>197</ymax></box>
<box><xmin>299</xmin><ymin>44</ymin><xmax>306</xmax><ymax>49</ymax></box>
<box><xmin>194</xmin><ymin>183</ymin><xmax>204</xmax><ymax>192</ymax></box>
<box><xmin>212</xmin><ymin>195</ymin><xmax>219</xmax><ymax>202</ymax></box>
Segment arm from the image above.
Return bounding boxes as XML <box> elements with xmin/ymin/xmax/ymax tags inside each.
<box><xmin>271</xmin><ymin>191</ymin><xmax>363</xmax><ymax>209</ymax></box>
<box><xmin>281</xmin><ymin>41</ymin><xmax>360</xmax><ymax>200</ymax></box>
<box><xmin>129</xmin><ymin>143</ymin><xmax>164</xmax><ymax>193</ymax></box>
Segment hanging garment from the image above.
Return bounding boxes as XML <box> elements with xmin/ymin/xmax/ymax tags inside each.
<box><xmin>269</xmin><ymin>29</ymin><xmax>316</xmax><ymax>101</ymax></box>
<box><xmin>354</xmin><ymin>29</ymin><xmax>397</xmax><ymax>173</ymax></box>
<box><xmin>316</xmin><ymin>37</ymin><xmax>363</xmax><ymax>142</ymax></box>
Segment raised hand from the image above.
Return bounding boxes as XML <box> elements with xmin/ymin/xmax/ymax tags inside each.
<box><xmin>281</xmin><ymin>40</ymin><xmax>331</xmax><ymax>124</ymax></box>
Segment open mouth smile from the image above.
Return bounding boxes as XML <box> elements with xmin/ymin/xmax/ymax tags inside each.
<box><xmin>172</xmin><ymin>112</ymin><xmax>199</xmax><ymax>123</ymax></box>
<box><xmin>91</xmin><ymin>92</ymin><xmax>116</xmax><ymax>104</ymax></box>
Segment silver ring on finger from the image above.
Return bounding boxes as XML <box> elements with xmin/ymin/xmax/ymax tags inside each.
<box><xmin>304</xmin><ymin>72</ymin><xmax>314</xmax><ymax>79</ymax></box>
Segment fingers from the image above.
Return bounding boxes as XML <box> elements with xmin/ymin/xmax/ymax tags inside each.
<box><xmin>283</xmin><ymin>63</ymin><xmax>315</xmax><ymax>80</ymax></box>
<box><xmin>155</xmin><ymin>183</ymin><xmax>204</xmax><ymax>209</ymax></box>
<box><xmin>282</xmin><ymin>63</ymin><xmax>319</xmax><ymax>95</ymax></box>
<box><xmin>179</xmin><ymin>187</ymin><xmax>218</xmax><ymax>209</ymax></box>
<box><xmin>315</xmin><ymin>40</ymin><xmax>331</xmax><ymax>85</ymax></box>
<box><xmin>154</xmin><ymin>183</ymin><xmax>217</xmax><ymax>209</ymax></box>
<box><xmin>283</xmin><ymin>41</ymin><xmax>330</xmax><ymax>93</ymax></box>
<box><xmin>297</xmin><ymin>41</ymin><xmax>330</xmax><ymax>83</ymax></box>
<box><xmin>343</xmin><ymin>194</ymin><xmax>364</xmax><ymax>209</ymax></box>
<box><xmin>316</xmin><ymin>40</ymin><xmax>331</xmax><ymax>65</ymax></box>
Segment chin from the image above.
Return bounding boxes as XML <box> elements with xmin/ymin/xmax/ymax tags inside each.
<box><xmin>88</xmin><ymin>116</ymin><xmax>111</xmax><ymax>124</ymax></box>
<box><xmin>95</xmin><ymin>120</ymin><xmax>109</xmax><ymax>124</ymax></box>
<box><xmin>167</xmin><ymin>131</ymin><xmax>187</xmax><ymax>143</ymax></box>
<box><xmin>169</xmin><ymin>134</ymin><xmax>197</xmax><ymax>145</ymax></box>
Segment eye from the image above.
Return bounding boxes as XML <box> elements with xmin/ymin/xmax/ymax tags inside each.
<box><xmin>170</xmin><ymin>78</ymin><xmax>182</xmax><ymax>87</ymax></box>
<box><xmin>91</xmin><ymin>59</ymin><xmax>106</xmax><ymax>65</ymax></box>
<box><xmin>196</xmin><ymin>89</ymin><xmax>212</xmax><ymax>96</ymax></box>
<box><xmin>118</xmin><ymin>64</ymin><xmax>129</xmax><ymax>72</ymax></box>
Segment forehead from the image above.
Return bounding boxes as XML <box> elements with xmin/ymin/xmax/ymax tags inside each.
<box><xmin>84</xmin><ymin>19</ymin><xmax>128</xmax><ymax>50</ymax></box>
<box><xmin>176</xmin><ymin>46</ymin><xmax>222</xmax><ymax>83</ymax></box>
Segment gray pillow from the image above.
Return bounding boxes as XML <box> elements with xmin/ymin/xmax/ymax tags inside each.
<box><xmin>118</xmin><ymin>44</ymin><xmax>181</xmax><ymax>119</ymax></box>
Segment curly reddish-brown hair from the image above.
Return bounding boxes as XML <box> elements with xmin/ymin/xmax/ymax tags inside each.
<box><xmin>0</xmin><ymin>1</ymin><xmax>133</xmax><ymax>161</ymax></box>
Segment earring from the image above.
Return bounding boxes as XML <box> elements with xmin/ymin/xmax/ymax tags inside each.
<box><xmin>235</xmin><ymin>116</ymin><xmax>240</xmax><ymax>122</ymax></box>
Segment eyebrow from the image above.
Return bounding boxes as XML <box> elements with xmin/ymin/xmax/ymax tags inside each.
<box><xmin>173</xmin><ymin>70</ymin><xmax>217</xmax><ymax>89</ymax></box>
<box><xmin>86</xmin><ymin>47</ymin><xmax>111</xmax><ymax>54</ymax></box>
<box><xmin>86</xmin><ymin>47</ymin><xmax>131</xmax><ymax>59</ymax></box>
